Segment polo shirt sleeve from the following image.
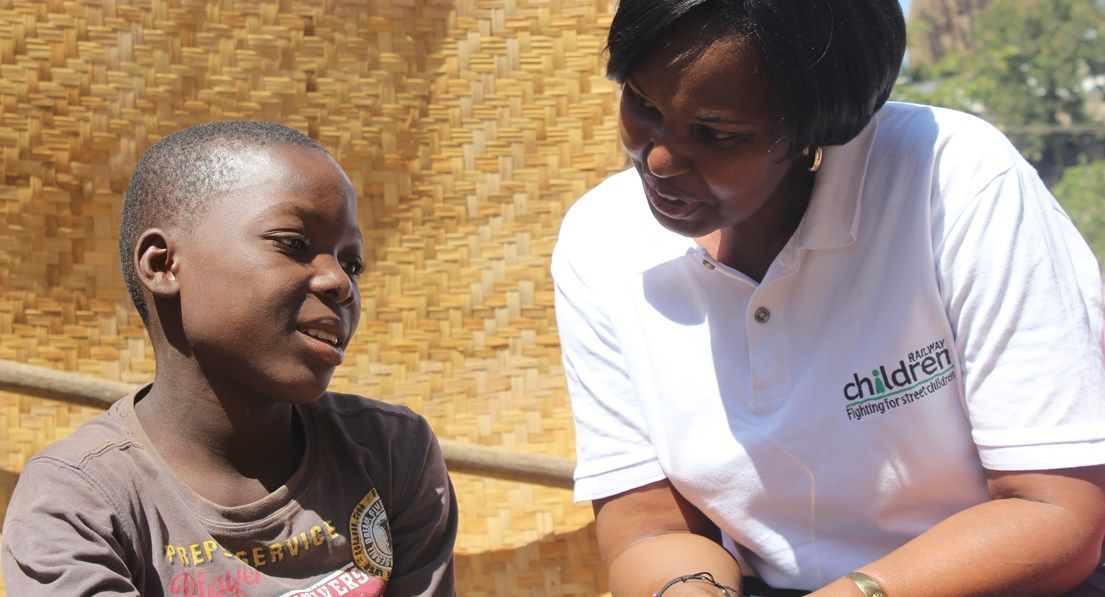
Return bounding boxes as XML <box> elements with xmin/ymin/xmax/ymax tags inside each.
<box><xmin>935</xmin><ymin>154</ymin><xmax>1105</xmax><ymax>471</ymax></box>
<box><xmin>552</xmin><ymin>229</ymin><xmax>667</xmax><ymax>502</ymax></box>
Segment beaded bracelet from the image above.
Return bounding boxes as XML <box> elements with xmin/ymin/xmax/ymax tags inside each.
<box><xmin>653</xmin><ymin>571</ymin><xmax>744</xmax><ymax>597</ymax></box>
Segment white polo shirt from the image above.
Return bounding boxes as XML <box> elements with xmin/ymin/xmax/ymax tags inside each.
<box><xmin>552</xmin><ymin>102</ymin><xmax>1105</xmax><ymax>590</ymax></box>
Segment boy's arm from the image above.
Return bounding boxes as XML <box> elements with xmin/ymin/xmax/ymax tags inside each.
<box><xmin>2</xmin><ymin>459</ymin><xmax>139</xmax><ymax>596</ymax></box>
<box><xmin>384</xmin><ymin>417</ymin><xmax>458</xmax><ymax>597</ymax></box>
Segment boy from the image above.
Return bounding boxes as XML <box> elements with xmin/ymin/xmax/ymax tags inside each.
<box><xmin>2</xmin><ymin>121</ymin><xmax>457</xmax><ymax>596</ymax></box>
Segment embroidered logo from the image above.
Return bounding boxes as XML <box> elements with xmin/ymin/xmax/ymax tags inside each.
<box><xmin>348</xmin><ymin>488</ymin><xmax>393</xmax><ymax>580</ymax></box>
<box><xmin>841</xmin><ymin>338</ymin><xmax>957</xmax><ymax>421</ymax></box>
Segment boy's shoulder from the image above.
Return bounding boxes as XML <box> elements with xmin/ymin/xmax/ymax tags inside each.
<box><xmin>27</xmin><ymin>391</ymin><xmax>437</xmax><ymax>470</ymax></box>
<box><xmin>309</xmin><ymin>391</ymin><xmax>424</xmax><ymax>425</ymax></box>
<box><xmin>306</xmin><ymin>391</ymin><xmax>439</xmax><ymax>450</ymax></box>
<box><xmin>303</xmin><ymin>393</ymin><xmax>449</xmax><ymax>506</ymax></box>
<box><xmin>7</xmin><ymin>395</ymin><xmax>149</xmax><ymax>543</ymax></box>
<box><xmin>24</xmin><ymin>398</ymin><xmax>138</xmax><ymax>474</ymax></box>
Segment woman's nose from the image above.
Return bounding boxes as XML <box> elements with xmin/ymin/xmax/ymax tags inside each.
<box><xmin>645</xmin><ymin>138</ymin><xmax>690</xmax><ymax>179</ymax></box>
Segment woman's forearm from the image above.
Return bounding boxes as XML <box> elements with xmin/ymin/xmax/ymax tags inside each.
<box><xmin>813</xmin><ymin>472</ymin><xmax>1105</xmax><ymax>596</ymax></box>
<box><xmin>595</xmin><ymin>480</ymin><xmax>744</xmax><ymax>596</ymax></box>
<box><xmin>608</xmin><ymin>532</ymin><xmax>742</xmax><ymax>596</ymax></box>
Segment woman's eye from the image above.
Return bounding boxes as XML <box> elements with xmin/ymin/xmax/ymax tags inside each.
<box><xmin>696</xmin><ymin>126</ymin><xmax>746</xmax><ymax>145</ymax></box>
<box><xmin>625</xmin><ymin>86</ymin><xmax>656</xmax><ymax>110</ymax></box>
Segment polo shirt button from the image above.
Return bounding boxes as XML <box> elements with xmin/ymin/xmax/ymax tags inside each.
<box><xmin>754</xmin><ymin>306</ymin><xmax>771</xmax><ymax>323</ymax></box>
<box><xmin>701</xmin><ymin>259</ymin><xmax>716</xmax><ymax>270</ymax></box>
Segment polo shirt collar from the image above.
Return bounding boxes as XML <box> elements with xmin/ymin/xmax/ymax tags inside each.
<box><xmin>793</xmin><ymin>114</ymin><xmax>879</xmax><ymax>251</ymax></box>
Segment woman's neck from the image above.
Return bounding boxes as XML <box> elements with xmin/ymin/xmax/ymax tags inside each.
<box><xmin>698</xmin><ymin>168</ymin><xmax>815</xmax><ymax>282</ymax></box>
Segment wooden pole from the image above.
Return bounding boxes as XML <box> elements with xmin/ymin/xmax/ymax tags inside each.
<box><xmin>0</xmin><ymin>359</ymin><xmax>575</xmax><ymax>489</ymax></box>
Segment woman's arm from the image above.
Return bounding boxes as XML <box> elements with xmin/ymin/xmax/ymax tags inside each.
<box><xmin>814</xmin><ymin>465</ymin><xmax>1105</xmax><ymax>596</ymax></box>
<box><xmin>596</xmin><ymin>479</ymin><xmax>742</xmax><ymax>596</ymax></box>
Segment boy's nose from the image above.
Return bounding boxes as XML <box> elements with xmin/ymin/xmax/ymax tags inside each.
<box><xmin>309</xmin><ymin>256</ymin><xmax>356</xmax><ymax>305</ymax></box>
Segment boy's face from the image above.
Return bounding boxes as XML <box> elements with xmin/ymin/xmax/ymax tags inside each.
<box><xmin>174</xmin><ymin>144</ymin><xmax>363</xmax><ymax>404</ymax></box>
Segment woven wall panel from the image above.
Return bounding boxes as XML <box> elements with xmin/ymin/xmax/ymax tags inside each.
<box><xmin>0</xmin><ymin>0</ymin><xmax>626</xmax><ymax>594</ymax></box>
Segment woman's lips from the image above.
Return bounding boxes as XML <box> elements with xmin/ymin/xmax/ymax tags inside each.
<box><xmin>643</xmin><ymin>179</ymin><xmax>704</xmax><ymax>220</ymax></box>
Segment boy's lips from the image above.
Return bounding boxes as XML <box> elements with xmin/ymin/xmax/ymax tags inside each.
<box><xmin>302</xmin><ymin>327</ymin><xmax>342</xmax><ymax>345</ymax></box>
<box><xmin>298</xmin><ymin>330</ymin><xmax>346</xmax><ymax>366</ymax></box>
<box><xmin>296</xmin><ymin>320</ymin><xmax>350</xmax><ymax>366</ymax></box>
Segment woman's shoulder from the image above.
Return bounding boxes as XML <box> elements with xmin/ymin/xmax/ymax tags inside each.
<box><xmin>876</xmin><ymin>102</ymin><xmax>1022</xmax><ymax>167</ymax></box>
<box><xmin>559</xmin><ymin>169</ymin><xmax>651</xmax><ymax>235</ymax></box>
<box><xmin>871</xmin><ymin>102</ymin><xmax>1031</xmax><ymax>198</ymax></box>
<box><xmin>878</xmin><ymin>101</ymin><xmax>1003</xmax><ymax>135</ymax></box>
<box><xmin>554</xmin><ymin>168</ymin><xmax>688</xmax><ymax>274</ymax></box>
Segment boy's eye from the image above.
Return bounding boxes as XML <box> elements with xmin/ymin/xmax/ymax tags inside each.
<box><xmin>342</xmin><ymin>259</ymin><xmax>365</xmax><ymax>278</ymax></box>
<box><xmin>271</xmin><ymin>235</ymin><xmax>311</xmax><ymax>253</ymax></box>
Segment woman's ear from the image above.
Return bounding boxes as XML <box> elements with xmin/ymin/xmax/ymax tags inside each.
<box><xmin>135</xmin><ymin>228</ymin><xmax>180</xmax><ymax>298</ymax></box>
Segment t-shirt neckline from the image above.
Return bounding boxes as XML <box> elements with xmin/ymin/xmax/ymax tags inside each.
<box><xmin>116</xmin><ymin>384</ymin><xmax>322</xmax><ymax>527</ymax></box>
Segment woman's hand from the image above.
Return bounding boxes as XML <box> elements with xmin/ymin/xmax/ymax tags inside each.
<box><xmin>594</xmin><ymin>479</ymin><xmax>742</xmax><ymax>596</ymax></box>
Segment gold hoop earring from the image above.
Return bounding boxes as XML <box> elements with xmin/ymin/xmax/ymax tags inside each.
<box><xmin>808</xmin><ymin>146</ymin><xmax>823</xmax><ymax>173</ymax></box>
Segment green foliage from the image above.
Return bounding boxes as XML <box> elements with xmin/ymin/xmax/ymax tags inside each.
<box><xmin>895</xmin><ymin>0</ymin><xmax>1105</xmax><ymax>180</ymax></box>
<box><xmin>1053</xmin><ymin>160</ymin><xmax>1105</xmax><ymax>274</ymax></box>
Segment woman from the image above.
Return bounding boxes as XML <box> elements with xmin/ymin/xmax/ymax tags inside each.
<box><xmin>552</xmin><ymin>1</ymin><xmax>1105</xmax><ymax>595</ymax></box>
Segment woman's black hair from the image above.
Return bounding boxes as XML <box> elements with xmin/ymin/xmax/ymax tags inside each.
<box><xmin>606</xmin><ymin>0</ymin><xmax>906</xmax><ymax>158</ymax></box>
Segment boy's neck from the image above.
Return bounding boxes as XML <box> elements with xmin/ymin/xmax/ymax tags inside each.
<box><xmin>135</xmin><ymin>366</ymin><xmax>307</xmax><ymax>507</ymax></box>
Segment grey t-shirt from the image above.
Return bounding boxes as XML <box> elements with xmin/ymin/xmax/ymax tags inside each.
<box><xmin>2</xmin><ymin>387</ymin><xmax>457</xmax><ymax>596</ymax></box>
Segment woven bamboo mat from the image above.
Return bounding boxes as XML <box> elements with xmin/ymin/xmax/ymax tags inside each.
<box><xmin>0</xmin><ymin>0</ymin><xmax>626</xmax><ymax>594</ymax></box>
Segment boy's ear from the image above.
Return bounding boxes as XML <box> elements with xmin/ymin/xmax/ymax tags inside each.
<box><xmin>135</xmin><ymin>228</ymin><xmax>180</xmax><ymax>298</ymax></box>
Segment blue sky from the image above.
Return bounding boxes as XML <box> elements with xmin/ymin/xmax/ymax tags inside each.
<box><xmin>900</xmin><ymin>0</ymin><xmax>912</xmax><ymax>16</ymax></box>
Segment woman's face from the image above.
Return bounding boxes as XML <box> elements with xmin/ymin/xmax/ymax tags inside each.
<box><xmin>619</xmin><ymin>16</ymin><xmax>810</xmax><ymax>240</ymax></box>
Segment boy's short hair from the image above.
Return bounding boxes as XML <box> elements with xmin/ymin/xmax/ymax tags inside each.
<box><xmin>119</xmin><ymin>121</ymin><xmax>329</xmax><ymax>322</ymax></box>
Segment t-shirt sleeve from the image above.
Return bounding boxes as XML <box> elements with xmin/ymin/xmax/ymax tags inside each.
<box><xmin>935</xmin><ymin>158</ymin><xmax>1105</xmax><ymax>471</ymax></box>
<box><xmin>552</xmin><ymin>235</ymin><xmax>666</xmax><ymax>502</ymax></box>
<box><xmin>384</xmin><ymin>417</ymin><xmax>457</xmax><ymax>597</ymax></box>
<box><xmin>2</xmin><ymin>458</ymin><xmax>140</xmax><ymax>596</ymax></box>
